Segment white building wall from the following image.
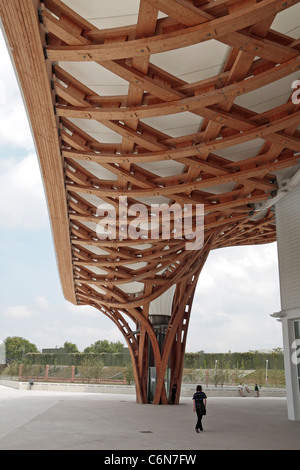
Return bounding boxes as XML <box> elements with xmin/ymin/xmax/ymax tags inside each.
<box><xmin>275</xmin><ymin>182</ymin><xmax>300</xmax><ymax>421</ymax></box>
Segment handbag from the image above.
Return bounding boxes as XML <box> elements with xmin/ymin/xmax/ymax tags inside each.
<box><xmin>199</xmin><ymin>401</ymin><xmax>206</xmax><ymax>415</ymax></box>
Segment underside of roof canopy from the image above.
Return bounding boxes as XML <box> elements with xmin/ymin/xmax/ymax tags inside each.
<box><xmin>1</xmin><ymin>0</ymin><xmax>299</xmax><ymax>404</ymax></box>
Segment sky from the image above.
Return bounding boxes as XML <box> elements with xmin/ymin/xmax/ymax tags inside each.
<box><xmin>0</xmin><ymin>30</ymin><xmax>283</xmax><ymax>354</ymax></box>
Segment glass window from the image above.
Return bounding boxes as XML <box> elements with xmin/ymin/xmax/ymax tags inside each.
<box><xmin>295</xmin><ymin>321</ymin><xmax>300</xmax><ymax>340</ymax></box>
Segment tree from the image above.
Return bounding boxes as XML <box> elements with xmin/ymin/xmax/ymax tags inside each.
<box><xmin>80</xmin><ymin>357</ymin><xmax>104</xmax><ymax>383</ymax></box>
<box><xmin>64</xmin><ymin>342</ymin><xmax>79</xmax><ymax>354</ymax></box>
<box><xmin>84</xmin><ymin>340</ymin><xmax>124</xmax><ymax>354</ymax></box>
<box><xmin>271</xmin><ymin>348</ymin><xmax>283</xmax><ymax>370</ymax></box>
<box><xmin>4</xmin><ymin>337</ymin><xmax>38</xmax><ymax>363</ymax></box>
<box><xmin>124</xmin><ymin>362</ymin><xmax>134</xmax><ymax>385</ymax></box>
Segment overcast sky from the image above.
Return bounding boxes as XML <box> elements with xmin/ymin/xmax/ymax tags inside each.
<box><xmin>0</xmin><ymin>30</ymin><xmax>283</xmax><ymax>354</ymax></box>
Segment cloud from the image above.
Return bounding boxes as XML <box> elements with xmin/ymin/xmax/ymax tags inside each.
<box><xmin>65</xmin><ymin>302</ymin><xmax>98</xmax><ymax>318</ymax></box>
<box><xmin>0</xmin><ymin>97</ymin><xmax>34</xmax><ymax>151</ymax></box>
<box><xmin>35</xmin><ymin>295</ymin><xmax>50</xmax><ymax>310</ymax></box>
<box><xmin>66</xmin><ymin>325</ymin><xmax>124</xmax><ymax>345</ymax></box>
<box><xmin>0</xmin><ymin>153</ymin><xmax>49</xmax><ymax>230</ymax></box>
<box><xmin>0</xmin><ymin>32</ymin><xmax>34</xmax><ymax>150</ymax></box>
<box><xmin>188</xmin><ymin>309</ymin><xmax>281</xmax><ymax>353</ymax></box>
<box><xmin>3</xmin><ymin>305</ymin><xmax>38</xmax><ymax>319</ymax></box>
<box><xmin>187</xmin><ymin>243</ymin><xmax>282</xmax><ymax>352</ymax></box>
<box><xmin>0</xmin><ymin>80</ymin><xmax>5</xmax><ymax>105</ymax></box>
<box><xmin>0</xmin><ymin>37</ymin><xmax>48</xmax><ymax>230</ymax></box>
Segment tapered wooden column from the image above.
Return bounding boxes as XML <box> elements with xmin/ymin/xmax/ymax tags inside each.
<box><xmin>152</xmin><ymin>237</ymin><xmax>213</xmax><ymax>405</ymax></box>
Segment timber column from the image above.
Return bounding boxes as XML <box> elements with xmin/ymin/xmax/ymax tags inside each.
<box><xmin>275</xmin><ymin>178</ymin><xmax>300</xmax><ymax>421</ymax></box>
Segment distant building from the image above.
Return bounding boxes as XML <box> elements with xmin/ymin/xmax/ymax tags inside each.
<box><xmin>42</xmin><ymin>348</ymin><xmax>66</xmax><ymax>354</ymax></box>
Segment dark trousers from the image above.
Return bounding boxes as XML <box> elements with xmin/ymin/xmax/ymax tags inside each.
<box><xmin>195</xmin><ymin>408</ymin><xmax>203</xmax><ymax>431</ymax></box>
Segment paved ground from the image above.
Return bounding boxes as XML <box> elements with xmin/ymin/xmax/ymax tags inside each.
<box><xmin>0</xmin><ymin>384</ymin><xmax>299</xmax><ymax>451</ymax></box>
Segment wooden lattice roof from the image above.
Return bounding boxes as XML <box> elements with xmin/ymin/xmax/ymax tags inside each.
<box><xmin>1</xmin><ymin>1</ymin><xmax>300</xmax><ymax>401</ymax></box>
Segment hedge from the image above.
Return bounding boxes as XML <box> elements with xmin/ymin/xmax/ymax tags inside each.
<box><xmin>24</xmin><ymin>352</ymin><xmax>130</xmax><ymax>367</ymax></box>
<box><xmin>23</xmin><ymin>350</ymin><xmax>284</xmax><ymax>370</ymax></box>
<box><xmin>183</xmin><ymin>351</ymin><xmax>284</xmax><ymax>370</ymax></box>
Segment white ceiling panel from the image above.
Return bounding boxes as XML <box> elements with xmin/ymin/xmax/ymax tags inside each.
<box><xmin>68</xmin><ymin>118</ymin><xmax>123</xmax><ymax>143</ymax></box>
<box><xmin>140</xmin><ymin>112</ymin><xmax>203</xmax><ymax>138</ymax></box>
<box><xmin>213</xmin><ymin>139</ymin><xmax>266</xmax><ymax>162</ymax></box>
<box><xmin>136</xmin><ymin>160</ymin><xmax>185</xmax><ymax>177</ymax></box>
<box><xmin>150</xmin><ymin>40</ymin><xmax>229</xmax><ymax>82</ymax></box>
<box><xmin>78</xmin><ymin>161</ymin><xmax>118</xmax><ymax>181</ymax></box>
<box><xmin>271</xmin><ymin>3</ymin><xmax>300</xmax><ymax>35</ymax></box>
<box><xmin>81</xmin><ymin>246</ymin><xmax>109</xmax><ymax>256</ymax></box>
<box><xmin>63</xmin><ymin>0</ymin><xmax>141</xmax><ymax>22</ymax></box>
<box><xmin>59</xmin><ymin>61</ymin><xmax>128</xmax><ymax>93</ymax></box>
<box><xmin>84</xmin><ymin>267</ymin><xmax>108</xmax><ymax>275</ymax></box>
<box><xmin>118</xmin><ymin>282</ymin><xmax>144</xmax><ymax>294</ymax></box>
<box><xmin>235</xmin><ymin>72</ymin><xmax>300</xmax><ymax>113</ymax></box>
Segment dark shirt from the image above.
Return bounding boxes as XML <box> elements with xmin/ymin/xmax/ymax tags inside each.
<box><xmin>192</xmin><ymin>391</ymin><xmax>207</xmax><ymax>409</ymax></box>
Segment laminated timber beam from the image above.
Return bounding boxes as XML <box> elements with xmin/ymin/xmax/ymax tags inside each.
<box><xmin>44</xmin><ymin>0</ymin><xmax>299</xmax><ymax>61</ymax></box>
<box><xmin>54</xmin><ymin>57</ymin><xmax>300</xmax><ymax>121</ymax></box>
<box><xmin>1</xmin><ymin>0</ymin><xmax>300</xmax><ymax>405</ymax></box>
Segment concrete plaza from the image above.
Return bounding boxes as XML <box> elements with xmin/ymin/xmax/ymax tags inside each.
<box><xmin>0</xmin><ymin>384</ymin><xmax>299</xmax><ymax>451</ymax></box>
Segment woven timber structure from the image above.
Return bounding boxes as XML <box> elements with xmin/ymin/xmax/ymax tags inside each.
<box><xmin>1</xmin><ymin>0</ymin><xmax>299</xmax><ymax>404</ymax></box>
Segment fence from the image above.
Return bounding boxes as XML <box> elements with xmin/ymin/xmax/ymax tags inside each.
<box><xmin>24</xmin><ymin>351</ymin><xmax>131</xmax><ymax>367</ymax></box>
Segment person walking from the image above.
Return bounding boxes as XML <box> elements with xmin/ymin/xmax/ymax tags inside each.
<box><xmin>171</xmin><ymin>383</ymin><xmax>177</xmax><ymax>404</ymax></box>
<box><xmin>255</xmin><ymin>384</ymin><xmax>260</xmax><ymax>397</ymax></box>
<box><xmin>192</xmin><ymin>385</ymin><xmax>207</xmax><ymax>433</ymax></box>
